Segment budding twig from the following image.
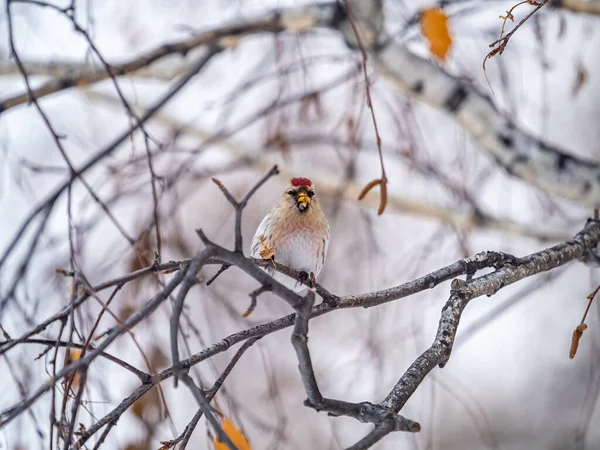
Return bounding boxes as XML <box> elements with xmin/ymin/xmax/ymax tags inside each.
<box><xmin>569</xmin><ymin>283</ymin><xmax>600</xmax><ymax>359</ymax></box>
<box><xmin>483</xmin><ymin>0</ymin><xmax>547</xmax><ymax>94</ymax></box>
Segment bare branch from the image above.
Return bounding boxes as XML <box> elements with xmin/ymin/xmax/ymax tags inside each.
<box><xmin>350</xmin><ymin>218</ymin><xmax>600</xmax><ymax>447</ymax></box>
<box><xmin>0</xmin><ymin>3</ymin><xmax>338</xmax><ymax>114</ymax></box>
<box><xmin>0</xmin><ymin>46</ymin><xmax>221</xmax><ymax>317</ymax></box>
<box><xmin>338</xmin><ymin>0</ymin><xmax>600</xmax><ymax>208</ymax></box>
<box><xmin>179</xmin><ymin>373</ymin><xmax>236</xmax><ymax>450</ymax></box>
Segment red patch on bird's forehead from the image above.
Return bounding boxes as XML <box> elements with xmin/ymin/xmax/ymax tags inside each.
<box><xmin>290</xmin><ymin>177</ymin><xmax>312</xmax><ymax>187</ymax></box>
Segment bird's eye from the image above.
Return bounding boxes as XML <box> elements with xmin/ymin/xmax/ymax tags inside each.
<box><xmin>287</xmin><ymin>190</ymin><xmax>294</xmax><ymax>196</ymax></box>
<box><xmin>308</xmin><ymin>191</ymin><xmax>315</xmax><ymax>197</ymax></box>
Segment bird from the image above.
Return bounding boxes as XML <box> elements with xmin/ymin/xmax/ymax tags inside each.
<box><xmin>250</xmin><ymin>177</ymin><xmax>330</xmax><ymax>293</ymax></box>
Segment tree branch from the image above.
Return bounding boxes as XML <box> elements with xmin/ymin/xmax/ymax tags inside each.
<box><xmin>350</xmin><ymin>218</ymin><xmax>600</xmax><ymax>448</ymax></box>
<box><xmin>337</xmin><ymin>0</ymin><xmax>600</xmax><ymax>208</ymax></box>
<box><xmin>3</xmin><ymin>168</ymin><xmax>600</xmax><ymax>448</ymax></box>
<box><xmin>0</xmin><ymin>3</ymin><xmax>338</xmax><ymax>114</ymax></box>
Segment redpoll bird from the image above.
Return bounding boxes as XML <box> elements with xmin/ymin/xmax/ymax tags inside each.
<box><xmin>250</xmin><ymin>177</ymin><xmax>330</xmax><ymax>293</ymax></box>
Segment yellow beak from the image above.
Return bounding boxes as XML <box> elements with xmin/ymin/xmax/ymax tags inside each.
<box><xmin>296</xmin><ymin>193</ymin><xmax>310</xmax><ymax>208</ymax></box>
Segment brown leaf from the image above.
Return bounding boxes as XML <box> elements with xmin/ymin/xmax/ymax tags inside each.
<box><xmin>421</xmin><ymin>8</ymin><xmax>452</xmax><ymax>61</ymax></box>
<box><xmin>118</xmin><ymin>303</ymin><xmax>136</xmax><ymax>322</ymax></box>
<box><xmin>150</xmin><ymin>346</ymin><xmax>168</xmax><ymax>371</ymax></box>
<box><xmin>378</xmin><ymin>179</ymin><xmax>388</xmax><ymax>216</ymax></box>
<box><xmin>123</xmin><ymin>443</ymin><xmax>146</xmax><ymax>450</ymax></box>
<box><xmin>132</xmin><ymin>386</ymin><xmax>160</xmax><ymax>422</ymax></box>
<box><xmin>299</xmin><ymin>92</ymin><xmax>323</xmax><ymax>122</ymax></box>
<box><xmin>63</xmin><ymin>349</ymin><xmax>82</xmax><ymax>388</ymax></box>
<box><xmin>569</xmin><ymin>323</ymin><xmax>587</xmax><ymax>359</ymax></box>
<box><xmin>129</xmin><ymin>230</ymin><xmax>154</xmax><ymax>273</ymax></box>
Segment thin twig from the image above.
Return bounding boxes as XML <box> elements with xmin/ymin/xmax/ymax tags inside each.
<box><xmin>569</xmin><ymin>282</ymin><xmax>600</xmax><ymax>359</ymax></box>
<box><xmin>179</xmin><ymin>373</ymin><xmax>237</xmax><ymax>450</ymax></box>
<box><xmin>162</xmin><ymin>338</ymin><xmax>260</xmax><ymax>449</ymax></box>
<box><xmin>483</xmin><ymin>1</ymin><xmax>548</xmax><ymax>93</ymax></box>
<box><xmin>343</xmin><ymin>0</ymin><xmax>388</xmax><ymax>215</ymax></box>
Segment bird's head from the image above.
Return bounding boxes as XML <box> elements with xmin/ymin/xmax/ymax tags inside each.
<box><xmin>280</xmin><ymin>177</ymin><xmax>317</xmax><ymax>213</ymax></box>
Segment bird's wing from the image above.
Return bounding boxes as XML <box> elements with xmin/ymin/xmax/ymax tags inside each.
<box><xmin>250</xmin><ymin>210</ymin><xmax>273</xmax><ymax>258</ymax></box>
<box><xmin>322</xmin><ymin>222</ymin><xmax>330</xmax><ymax>266</ymax></box>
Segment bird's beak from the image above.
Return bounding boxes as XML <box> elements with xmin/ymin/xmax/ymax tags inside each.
<box><xmin>296</xmin><ymin>192</ymin><xmax>311</xmax><ymax>210</ymax></box>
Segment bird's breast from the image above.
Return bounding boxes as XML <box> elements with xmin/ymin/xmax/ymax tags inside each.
<box><xmin>275</xmin><ymin>229</ymin><xmax>325</xmax><ymax>274</ymax></box>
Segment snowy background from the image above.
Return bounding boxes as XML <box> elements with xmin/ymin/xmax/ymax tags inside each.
<box><xmin>1</xmin><ymin>0</ymin><xmax>600</xmax><ymax>449</ymax></box>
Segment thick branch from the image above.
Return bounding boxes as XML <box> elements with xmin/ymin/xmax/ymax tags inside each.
<box><xmin>67</xmin><ymin>218</ymin><xmax>600</xmax><ymax>449</ymax></box>
<box><xmin>382</xmin><ymin>218</ymin><xmax>600</xmax><ymax>412</ymax></box>
<box><xmin>339</xmin><ymin>0</ymin><xmax>600</xmax><ymax>208</ymax></box>
<box><xmin>349</xmin><ymin>218</ymin><xmax>600</xmax><ymax>448</ymax></box>
<box><xmin>4</xmin><ymin>160</ymin><xmax>600</xmax><ymax>449</ymax></box>
<box><xmin>170</xmin><ymin>249</ymin><xmax>215</xmax><ymax>386</ymax></box>
<box><xmin>290</xmin><ymin>290</ymin><xmax>420</xmax><ymax>437</ymax></box>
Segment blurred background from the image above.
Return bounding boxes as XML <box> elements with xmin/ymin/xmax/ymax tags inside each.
<box><xmin>1</xmin><ymin>0</ymin><xmax>600</xmax><ymax>449</ymax></box>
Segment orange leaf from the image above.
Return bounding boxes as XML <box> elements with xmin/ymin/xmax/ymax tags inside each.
<box><xmin>421</xmin><ymin>8</ymin><xmax>452</xmax><ymax>61</ymax></box>
<box><xmin>71</xmin><ymin>349</ymin><xmax>81</xmax><ymax>361</ymax></box>
<box><xmin>69</xmin><ymin>348</ymin><xmax>82</xmax><ymax>388</ymax></box>
<box><xmin>214</xmin><ymin>418</ymin><xmax>251</xmax><ymax>450</ymax></box>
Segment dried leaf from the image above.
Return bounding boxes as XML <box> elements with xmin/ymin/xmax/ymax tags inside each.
<box><xmin>150</xmin><ymin>346</ymin><xmax>168</xmax><ymax>371</ymax></box>
<box><xmin>132</xmin><ymin>386</ymin><xmax>160</xmax><ymax>422</ymax></box>
<box><xmin>378</xmin><ymin>179</ymin><xmax>388</xmax><ymax>216</ymax></box>
<box><xmin>421</xmin><ymin>8</ymin><xmax>452</xmax><ymax>61</ymax></box>
<box><xmin>71</xmin><ymin>349</ymin><xmax>81</xmax><ymax>361</ymax></box>
<box><xmin>299</xmin><ymin>92</ymin><xmax>323</xmax><ymax>122</ymax></box>
<box><xmin>119</xmin><ymin>303</ymin><xmax>136</xmax><ymax>321</ymax></box>
<box><xmin>130</xmin><ymin>230</ymin><xmax>154</xmax><ymax>273</ymax></box>
<box><xmin>123</xmin><ymin>443</ymin><xmax>146</xmax><ymax>450</ymax></box>
<box><xmin>60</xmin><ymin>349</ymin><xmax>83</xmax><ymax>390</ymax></box>
<box><xmin>214</xmin><ymin>418</ymin><xmax>251</xmax><ymax>450</ymax></box>
<box><xmin>569</xmin><ymin>323</ymin><xmax>587</xmax><ymax>359</ymax></box>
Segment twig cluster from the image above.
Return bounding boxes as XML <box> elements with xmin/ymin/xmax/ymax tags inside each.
<box><xmin>483</xmin><ymin>0</ymin><xmax>548</xmax><ymax>93</ymax></box>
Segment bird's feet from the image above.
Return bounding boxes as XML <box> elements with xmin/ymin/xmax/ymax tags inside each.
<box><xmin>297</xmin><ymin>271</ymin><xmax>310</xmax><ymax>284</ymax></box>
<box><xmin>297</xmin><ymin>271</ymin><xmax>316</xmax><ymax>288</ymax></box>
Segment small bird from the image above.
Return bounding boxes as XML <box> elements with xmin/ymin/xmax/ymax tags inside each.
<box><xmin>250</xmin><ymin>177</ymin><xmax>330</xmax><ymax>292</ymax></box>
